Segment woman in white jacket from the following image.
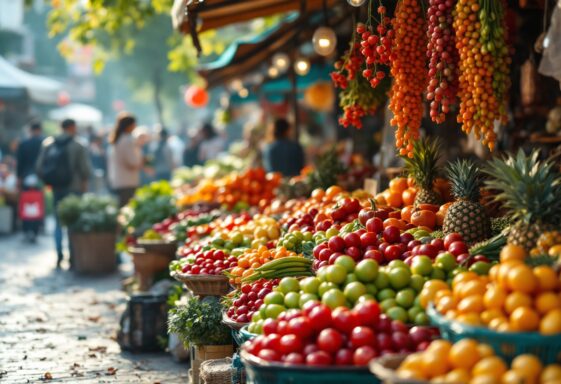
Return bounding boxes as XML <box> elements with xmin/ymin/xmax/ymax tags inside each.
<box><xmin>107</xmin><ymin>113</ymin><xmax>143</xmax><ymax>207</ymax></box>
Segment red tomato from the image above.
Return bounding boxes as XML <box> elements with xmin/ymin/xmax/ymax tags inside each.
<box><xmin>263</xmin><ymin>334</ymin><xmax>282</xmax><ymax>351</ymax></box>
<box><xmin>350</xmin><ymin>326</ymin><xmax>376</xmax><ymax>348</ymax></box>
<box><xmin>308</xmin><ymin>305</ymin><xmax>333</xmax><ymax>331</ymax></box>
<box><xmin>306</xmin><ymin>350</ymin><xmax>333</xmax><ymax>366</ymax></box>
<box><xmin>279</xmin><ymin>334</ymin><xmax>303</xmax><ymax>354</ymax></box>
<box><xmin>444</xmin><ymin>233</ymin><xmax>463</xmax><ymax>249</ymax></box>
<box><xmin>335</xmin><ymin>348</ymin><xmax>354</xmax><ymax>365</ymax></box>
<box><xmin>284</xmin><ymin>352</ymin><xmax>305</xmax><ymax>364</ymax></box>
<box><xmin>353</xmin><ymin>346</ymin><xmax>378</xmax><ymax>366</ymax></box>
<box><xmin>258</xmin><ymin>348</ymin><xmax>281</xmax><ymax>362</ymax></box>
<box><xmin>332</xmin><ymin>307</ymin><xmax>360</xmax><ymax>334</ymax></box>
<box><xmin>316</xmin><ymin>328</ymin><xmax>344</xmax><ymax>353</ymax></box>
<box><xmin>352</xmin><ymin>301</ymin><xmax>381</xmax><ymax>327</ymax></box>
<box><xmin>448</xmin><ymin>241</ymin><xmax>468</xmax><ymax>256</ymax></box>
<box><xmin>287</xmin><ymin>317</ymin><xmax>313</xmax><ymax>339</ymax></box>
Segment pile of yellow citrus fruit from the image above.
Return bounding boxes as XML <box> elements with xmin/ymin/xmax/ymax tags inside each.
<box><xmin>429</xmin><ymin>244</ymin><xmax>561</xmax><ymax>334</ymax></box>
<box><xmin>398</xmin><ymin>338</ymin><xmax>561</xmax><ymax>383</ymax></box>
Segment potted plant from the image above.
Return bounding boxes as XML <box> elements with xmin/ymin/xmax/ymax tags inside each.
<box><xmin>58</xmin><ymin>194</ymin><xmax>118</xmax><ymax>274</ymax></box>
<box><xmin>168</xmin><ymin>296</ymin><xmax>233</xmax><ymax>384</ymax></box>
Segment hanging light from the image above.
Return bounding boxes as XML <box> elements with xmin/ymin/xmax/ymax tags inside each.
<box><xmin>347</xmin><ymin>0</ymin><xmax>367</xmax><ymax>6</ymax></box>
<box><xmin>238</xmin><ymin>88</ymin><xmax>249</xmax><ymax>98</ymax></box>
<box><xmin>268</xmin><ymin>67</ymin><xmax>279</xmax><ymax>78</ymax></box>
<box><xmin>230</xmin><ymin>79</ymin><xmax>243</xmax><ymax>91</ymax></box>
<box><xmin>272</xmin><ymin>53</ymin><xmax>290</xmax><ymax>72</ymax></box>
<box><xmin>313</xmin><ymin>26</ymin><xmax>337</xmax><ymax>56</ymax></box>
<box><xmin>294</xmin><ymin>58</ymin><xmax>310</xmax><ymax>76</ymax></box>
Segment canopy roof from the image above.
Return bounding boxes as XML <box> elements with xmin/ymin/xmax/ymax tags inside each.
<box><xmin>0</xmin><ymin>56</ymin><xmax>63</xmax><ymax>104</ymax></box>
<box><xmin>48</xmin><ymin>103</ymin><xmax>103</xmax><ymax>127</ymax></box>
<box><xmin>172</xmin><ymin>0</ymin><xmax>338</xmax><ymax>54</ymax></box>
<box><xmin>198</xmin><ymin>7</ymin><xmax>347</xmax><ymax>88</ymax></box>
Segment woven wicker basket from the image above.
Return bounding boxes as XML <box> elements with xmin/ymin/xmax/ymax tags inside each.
<box><xmin>136</xmin><ymin>239</ymin><xmax>178</xmax><ymax>259</ymax></box>
<box><xmin>222</xmin><ymin>312</ymin><xmax>249</xmax><ymax>331</ymax></box>
<box><xmin>369</xmin><ymin>354</ymin><xmax>427</xmax><ymax>384</ymax></box>
<box><xmin>172</xmin><ymin>271</ymin><xmax>230</xmax><ymax>297</ymax></box>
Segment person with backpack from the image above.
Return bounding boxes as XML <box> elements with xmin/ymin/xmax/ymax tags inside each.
<box><xmin>107</xmin><ymin>113</ymin><xmax>143</xmax><ymax>207</ymax></box>
<box><xmin>36</xmin><ymin>119</ymin><xmax>92</xmax><ymax>269</ymax></box>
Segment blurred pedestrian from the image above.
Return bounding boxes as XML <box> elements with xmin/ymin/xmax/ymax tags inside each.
<box><xmin>262</xmin><ymin>118</ymin><xmax>304</xmax><ymax>177</ymax></box>
<box><xmin>198</xmin><ymin>123</ymin><xmax>225</xmax><ymax>163</ymax></box>
<box><xmin>36</xmin><ymin>119</ymin><xmax>92</xmax><ymax>268</ymax></box>
<box><xmin>89</xmin><ymin>134</ymin><xmax>107</xmax><ymax>193</ymax></box>
<box><xmin>16</xmin><ymin>121</ymin><xmax>45</xmax><ymax>241</ymax></box>
<box><xmin>150</xmin><ymin>126</ymin><xmax>175</xmax><ymax>181</ymax></box>
<box><xmin>183</xmin><ymin>128</ymin><xmax>202</xmax><ymax>167</ymax></box>
<box><xmin>107</xmin><ymin>113</ymin><xmax>143</xmax><ymax>207</ymax></box>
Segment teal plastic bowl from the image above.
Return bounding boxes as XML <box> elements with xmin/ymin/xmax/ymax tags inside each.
<box><xmin>240</xmin><ymin>350</ymin><xmax>380</xmax><ymax>384</ymax></box>
<box><xmin>233</xmin><ymin>325</ymin><xmax>258</xmax><ymax>346</ymax></box>
<box><xmin>427</xmin><ymin>304</ymin><xmax>561</xmax><ymax>363</ymax></box>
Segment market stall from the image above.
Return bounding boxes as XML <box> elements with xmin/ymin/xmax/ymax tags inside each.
<box><xmin>106</xmin><ymin>0</ymin><xmax>561</xmax><ymax>383</ymax></box>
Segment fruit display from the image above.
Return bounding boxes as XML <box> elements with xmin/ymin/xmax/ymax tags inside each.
<box><xmin>429</xmin><ymin>244</ymin><xmax>561</xmax><ymax>334</ymax></box>
<box><xmin>443</xmin><ymin>159</ymin><xmax>490</xmax><ymax>245</ymax></box>
<box><xmin>242</xmin><ymin>257</ymin><xmax>313</xmax><ymax>283</ymax></box>
<box><xmin>243</xmin><ymin>300</ymin><xmax>437</xmax><ymax>366</ymax></box>
<box><xmin>176</xmin><ymin>168</ymin><xmax>281</xmax><ymax>209</ymax></box>
<box><xmin>228</xmin><ymin>247</ymin><xmax>303</xmax><ymax>285</ymax></box>
<box><xmin>395</xmin><ymin>338</ymin><xmax>560</xmax><ymax>383</ymax></box>
<box><xmin>225</xmin><ymin>279</ymin><xmax>280</xmax><ymax>324</ymax></box>
<box><xmin>403</xmin><ymin>138</ymin><xmax>443</xmax><ymax>206</ymax></box>
<box><xmin>174</xmin><ymin>248</ymin><xmax>238</xmax><ymax>276</ymax></box>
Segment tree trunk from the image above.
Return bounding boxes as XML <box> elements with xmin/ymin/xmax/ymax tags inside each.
<box><xmin>153</xmin><ymin>69</ymin><xmax>164</xmax><ymax>126</ymax></box>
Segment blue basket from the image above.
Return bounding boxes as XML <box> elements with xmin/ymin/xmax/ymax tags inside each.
<box><xmin>241</xmin><ymin>350</ymin><xmax>380</xmax><ymax>384</ymax></box>
<box><xmin>235</xmin><ymin>325</ymin><xmax>258</xmax><ymax>346</ymax></box>
<box><xmin>427</xmin><ymin>304</ymin><xmax>561</xmax><ymax>364</ymax></box>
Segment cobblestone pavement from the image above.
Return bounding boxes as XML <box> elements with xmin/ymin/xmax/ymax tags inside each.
<box><xmin>0</xmin><ymin>232</ymin><xmax>189</xmax><ymax>384</ymax></box>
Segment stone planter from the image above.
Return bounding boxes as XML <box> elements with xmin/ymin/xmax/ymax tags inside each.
<box><xmin>69</xmin><ymin>232</ymin><xmax>117</xmax><ymax>274</ymax></box>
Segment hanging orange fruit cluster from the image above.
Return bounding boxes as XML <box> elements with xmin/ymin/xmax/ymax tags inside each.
<box><xmin>453</xmin><ymin>0</ymin><xmax>510</xmax><ymax>150</ymax></box>
<box><xmin>389</xmin><ymin>0</ymin><xmax>428</xmax><ymax>157</ymax></box>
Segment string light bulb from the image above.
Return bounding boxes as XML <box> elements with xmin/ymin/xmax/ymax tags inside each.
<box><xmin>313</xmin><ymin>26</ymin><xmax>337</xmax><ymax>56</ymax></box>
<box><xmin>347</xmin><ymin>0</ymin><xmax>367</xmax><ymax>6</ymax></box>
<box><xmin>272</xmin><ymin>53</ymin><xmax>290</xmax><ymax>72</ymax></box>
<box><xmin>294</xmin><ymin>58</ymin><xmax>311</xmax><ymax>76</ymax></box>
<box><xmin>268</xmin><ymin>67</ymin><xmax>279</xmax><ymax>78</ymax></box>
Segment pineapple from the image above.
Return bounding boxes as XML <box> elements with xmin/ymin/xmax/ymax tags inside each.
<box><xmin>443</xmin><ymin>159</ymin><xmax>491</xmax><ymax>245</ymax></box>
<box><xmin>534</xmin><ymin>230</ymin><xmax>561</xmax><ymax>254</ymax></box>
<box><xmin>484</xmin><ymin>149</ymin><xmax>561</xmax><ymax>252</ymax></box>
<box><xmin>403</xmin><ymin>138</ymin><xmax>443</xmax><ymax>206</ymax></box>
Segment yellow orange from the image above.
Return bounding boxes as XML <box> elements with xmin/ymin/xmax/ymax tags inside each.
<box><xmin>541</xmin><ymin>364</ymin><xmax>561</xmax><ymax>383</ymax></box>
<box><xmin>510</xmin><ymin>307</ymin><xmax>540</xmax><ymax>331</ymax></box>
<box><xmin>456</xmin><ymin>312</ymin><xmax>482</xmax><ymax>326</ymax></box>
<box><xmin>500</xmin><ymin>244</ymin><xmax>527</xmax><ymax>263</ymax></box>
<box><xmin>488</xmin><ymin>317</ymin><xmax>508</xmax><ymax>331</ymax></box>
<box><xmin>488</xmin><ymin>264</ymin><xmax>500</xmax><ymax>283</ymax></box>
<box><xmin>453</xmin><ymin>272</ymin><xmax>480</xmax><ymax>289</ymax></box>
<box><xmin>458</xmin><ymin>295</ymin><xmax>485</xmax><ymax>314</ymax></box>
<box><xmin>445</xmin><ymin>369</ymin><xmax>470</xmax><ymax>384</ymax></box>
<box><xmin>497</xmin><ymin>261</ymin><xmax>522</xmax><ymax>290</ymax></box>
<box><xmin>448</xmin><ymin>339</ymin><xmax>481</xmax><ymax>370</ymax></box>
<box><xmin>397</xmin><ymin>369</ymin><xmax>422</xmax><ymax>380</ymax></box>
<box><xmin>539</xmin><ymin>309</ymin><xmax>561</xmax><ymax>335</ymax></box>
<box><xmin>423</xmin><ymin>352</ymin><xmax>449</xmax><ymax>378</ymax></box>
<box><xmin>389</xmin><ymin>177</ymin><xmax>408</xmax><ymax>193</ymax></box>
<box><xmin>507</xmin><ymin>264</ymin><xmax>537</xmax><ymax>294</ymax></box>
<box><xmin>459</xmin><ymin>280</ymin><xmax>487</xmax><ymax>299</ymax></box>
<box><xmin>481</xmin><ymin>309</ymin><xmax>504</xmax><ymax>325</ymax></box>
<box><xmin>472</xmin><ymin>356</ymin><xmax>507</xmax><ymax>380</ymax></box>
<box><xmin>501</xmin><ymin>370</ymin><xmax>526</xmax><ymax>384</ymax></box>
<box><xmin>436</xmin><ymin>295</ymin><xmax>457</xmax><ymax>314</ymax></box>
<box><xmin>469</xmin><ymin>373</ymin><xmax>500</xmax><ymax>384</ymax></box>
<box><xmin>504</xmin><ymin>292</ymin><xmax>532</xmax><ymax>314</ymax></box>
<box><xmin>512</xmin><ymin>354</ymin><xmax>543</xmax><ymax>382</ymax></box>
<box><xmin>548</xmin><ymin>244</ymin><xmax>561</xmax><ymax>257</ymax></box>
<box><xmin>428</xmin><ymin>339</ymin><xmax>453</xmax><ymax>356</ymax></box>
<box><xmin>533</xmin><ymin>265</ymin><xmax>558</xmax><ymax>291</ymax></box>
<box><xmin>476</xmin><ymin>343</ymin><xmax>495</xmax><ymax>358</ymax></box>
<box><xmin>483</xmin><ymin>286</ymin><xmax>507</xmax><ymax>310</ymax></box>
<box><xmin>535</xmin><ymin>292</ymin><xmax>561</xmax><ymax>315</ymax></box>
<box><xmin>400</xmin><ymin>353</ymin><xmax>426</xmax><ymax>377</ymax></box>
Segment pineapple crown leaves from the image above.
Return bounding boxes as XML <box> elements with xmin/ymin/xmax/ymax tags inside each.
<box><xmin>402</xmin><ymin>137</ymin><xmax>442</xmax><ymax>189</ymax></box>
<box><xmin>483</xmin><ymin>149</ymin><xmax>561</xmax><ymax>225</ymax></box>
<box><xmin>446</xmin><ymin>159</ymin><xmax>482</xmax><ymax>201</ymax></box>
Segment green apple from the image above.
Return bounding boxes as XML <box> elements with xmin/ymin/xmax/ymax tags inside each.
<box><xmin>387</xmin><ymin>306</ymin><xmax>408</xmax><ymax>322</ymax></box>
<box><xmin>326</xmin><ymin>265</ymin><xmax>347</xmax><ymax>284</ymax></box>
<box><xmin>299</xmin><ymin>293</ymin><xmax>319</xmax><ymax>307</ymax></box>
<box><xmin>300</xmin><ymin>276</ymin><xmax>321</xmax><ymax>294</ymax></box>
<box><xmin>395</xmin><ymin>288</ymin><xmax>416</xmax><ymax>308</ymax></box>
<box><xmin>322</xmin><ymin>289</ymin><xmax>346</xmax><ymax>309</ymax></box>
<box><xmin>279</xmin><ymin>277</ymin><xmax>300</xmax><ymax>294</ymax></box>
<box><xmin>284</xmin><ymin>292</ymin><xmax>300</xmax><ymax>308</ymax></box>
<box><xmin>355</xmin><ymin>259</ymin><xmax>379</xmax><ymax>283</ymax></box>
<box><xmin>344</xmin><ymin>281</ymin><xmax>367</xmax><ymax>303</ymax></box>
<box><xmin>335</xmin><ymin>255</ymin><xmax>356</xmax><ymax>273</ymax></box>
<box><xmin>264</xmin><ymin>291</ymin><xmax>285</xmax><ymax>305</ymax></box>
<box><xmin>411</xmin><ymin>256</ymin><xmax>433</xmax><ymax>276</ymax></box>
<box><xmin>388</xmin><ymin>267</ymin><xmax>411</xmax><ymax>290</ymax></box>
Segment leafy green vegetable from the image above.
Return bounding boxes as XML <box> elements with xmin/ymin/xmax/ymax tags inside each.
<box><xmin>167</xmin><ymin>296</ymin><xmax>231</xmax><ymax>346</ymax></box>
<box><xmin>57</xmin><ymin>194</ymin><xmax>118</xmax><ymax>233</ymax></box>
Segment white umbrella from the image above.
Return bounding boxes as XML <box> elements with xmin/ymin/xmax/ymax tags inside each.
<box><xmin>48</xmin><ymin>103</ymin><xmax>103</xmax><ymax>127</ymax></box>
<box><xmin>0</xmin><ymin>56</ymin><xmax>63</xmax><ymax>104</ymax></box>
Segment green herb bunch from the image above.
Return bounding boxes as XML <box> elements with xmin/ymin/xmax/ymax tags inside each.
<box><xmin>167</xmin><ymin>296</ymin><xmax>231</xmax><ymax>346</ymax></box>
<box><xmin>57</xmin><ymin>194</ymin><xmax>118</xmax><ymax>233</ymax></box>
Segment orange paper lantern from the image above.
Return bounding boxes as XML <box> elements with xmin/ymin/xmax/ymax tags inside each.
<box><xmin>184</xmin><ymin>85</ymin><xmax>209</xmax><ymax>108</ymax></box>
